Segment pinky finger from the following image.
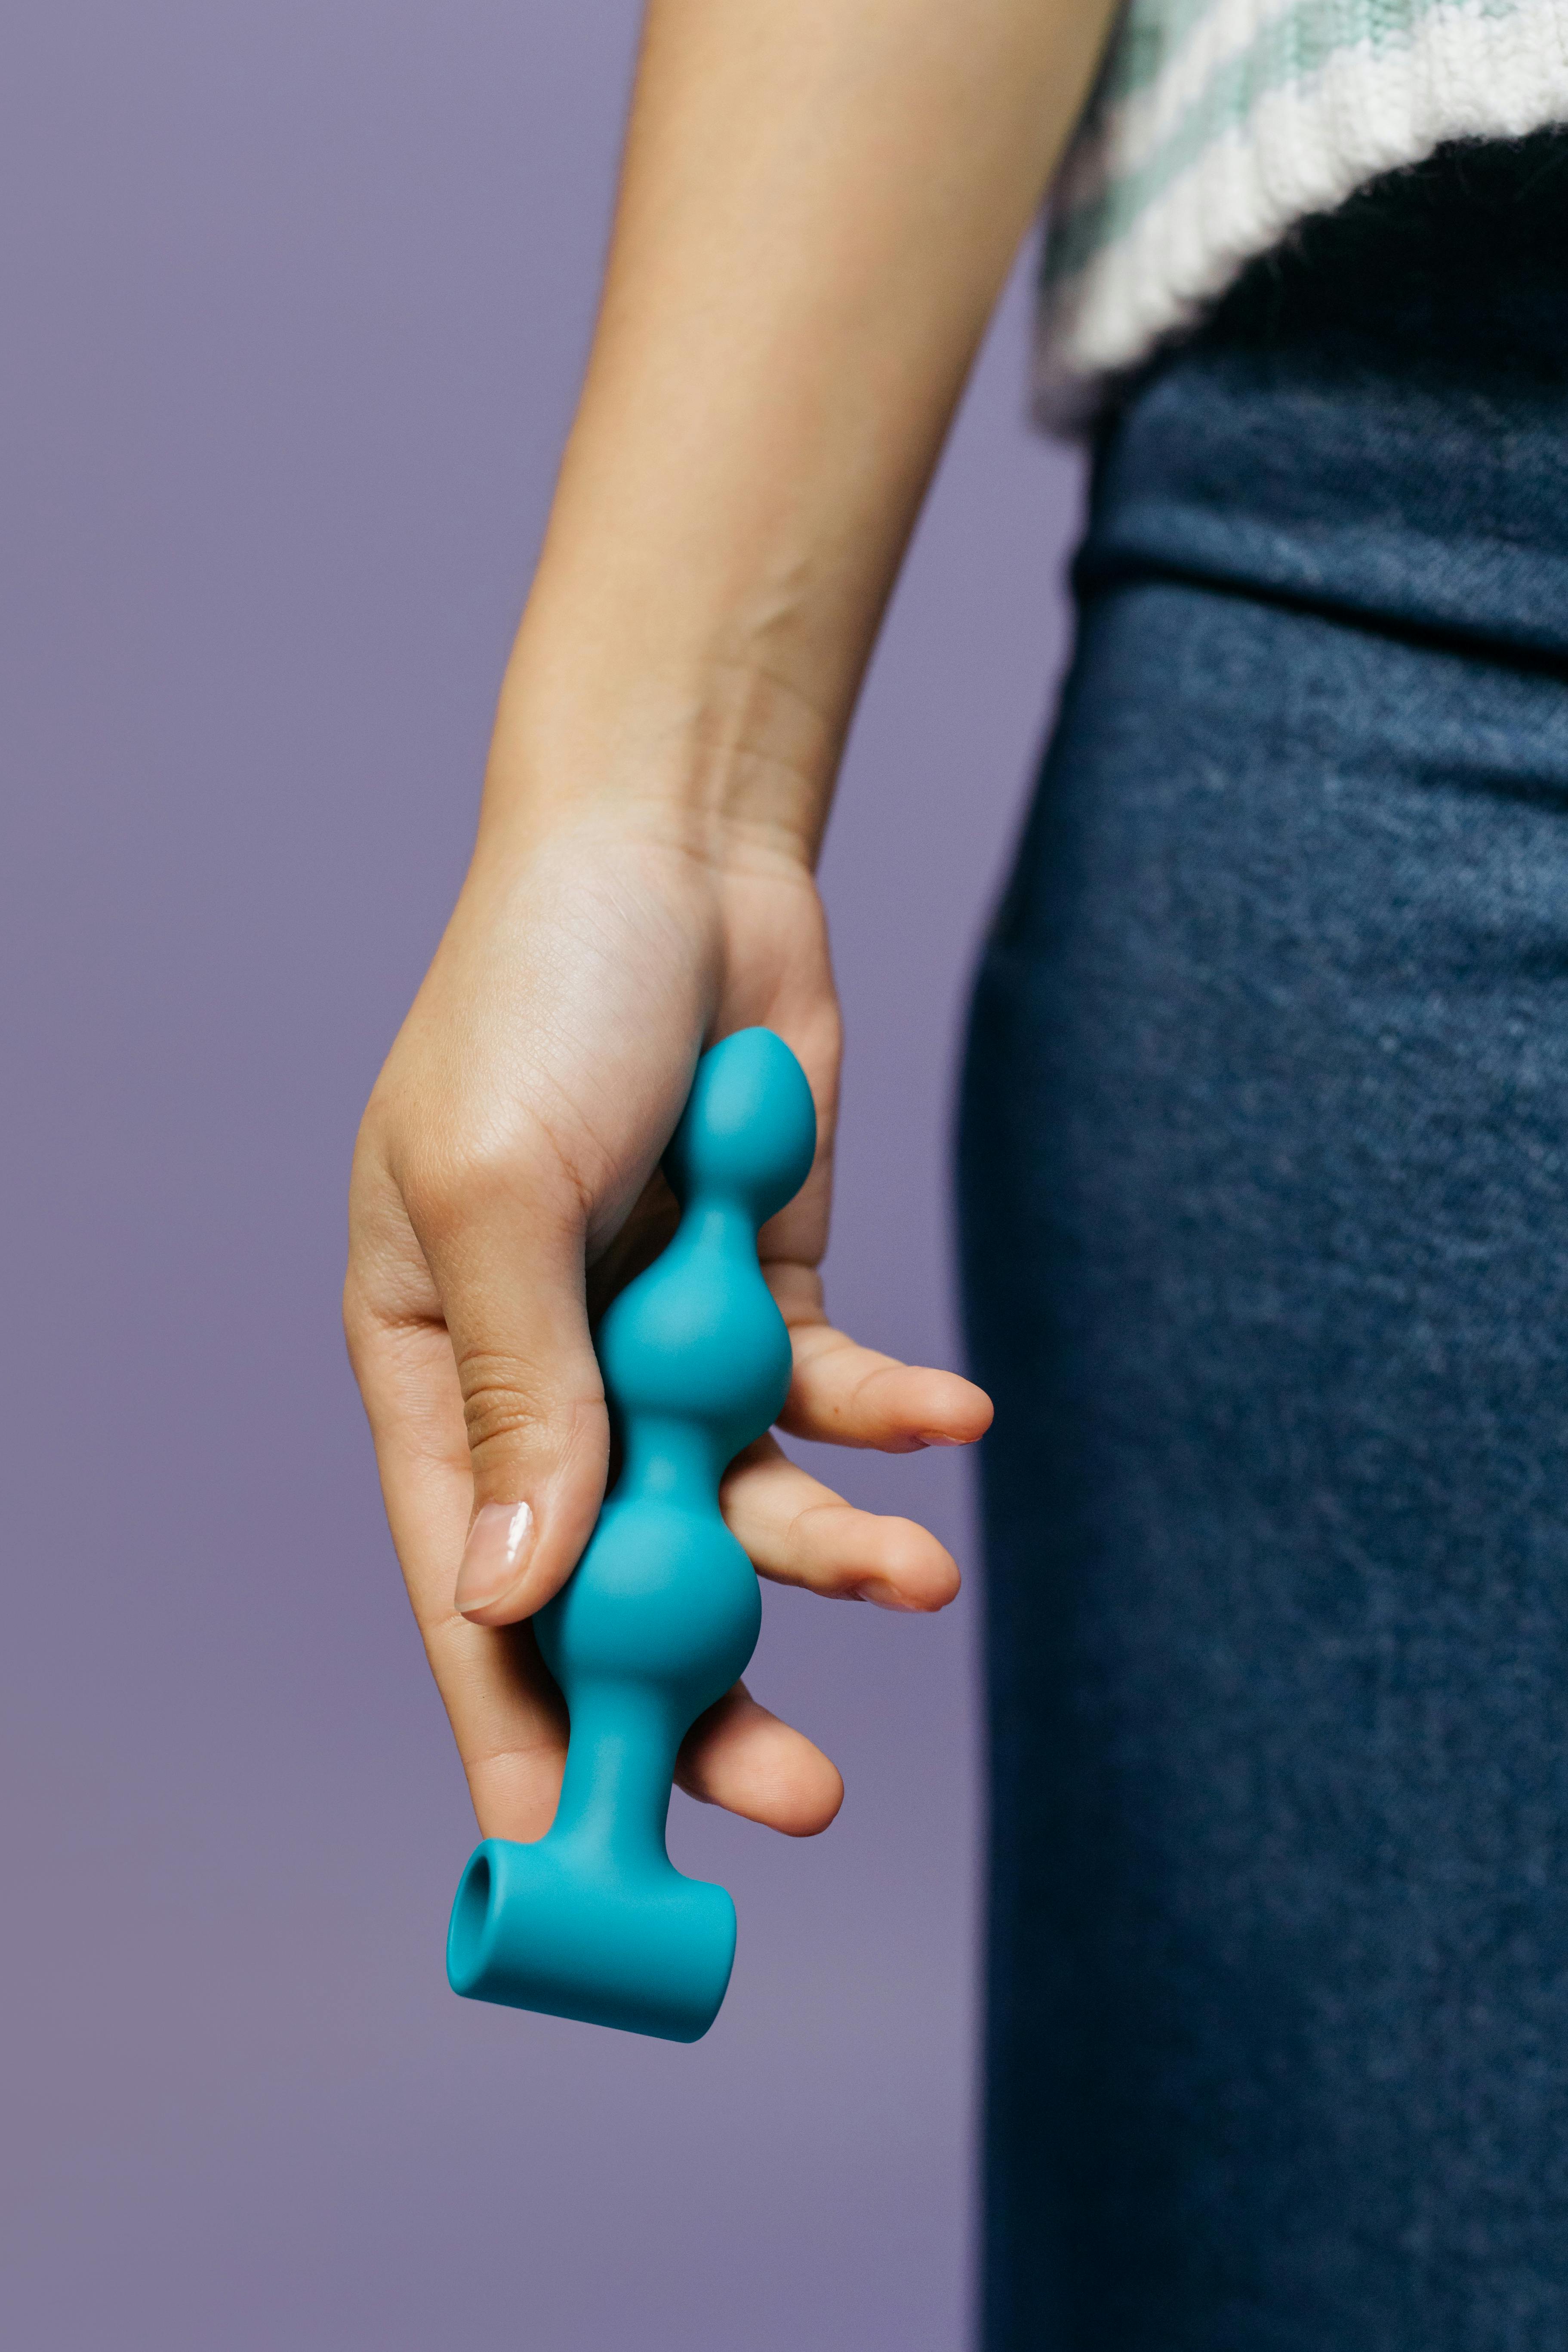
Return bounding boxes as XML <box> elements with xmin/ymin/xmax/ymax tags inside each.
<box><xmin>675</xmin><ymin>1683</ymin><xmax>844</xmax><ymax>1837</ymax></box>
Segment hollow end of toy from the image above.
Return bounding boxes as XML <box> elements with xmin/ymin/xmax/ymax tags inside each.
<box><xmin>446</xmin><ymin>1837</ymin><xmax>737</xmax><ymax>2044</ymax></box>
<box><xmin>448</xmin><ymin>1844</ymin><xmax>495</xmax><ymax>1990</ymax></box>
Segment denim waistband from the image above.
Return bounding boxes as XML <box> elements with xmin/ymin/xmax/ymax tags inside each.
<box><xmin>1078</xmin><ymin>131</ymin><xmax>1568</xmax><ymax>666</ymax></box>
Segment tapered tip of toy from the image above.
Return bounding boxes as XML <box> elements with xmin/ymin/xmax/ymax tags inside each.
<box><xmin>447</xmin><ymin>1839</ymin><xmax>737</xmax><ymax>2044</ymax></box>
<box><xmin>664</xmin><ymin>1028</ymin><xmax>816</xmax><ymax>1224</ymax></box>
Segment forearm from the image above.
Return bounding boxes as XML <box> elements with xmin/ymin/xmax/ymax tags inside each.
<box><xmin>484</xmin><ymin>0</ymin><xmax>1118</xmax><ymax>868</ymax></box>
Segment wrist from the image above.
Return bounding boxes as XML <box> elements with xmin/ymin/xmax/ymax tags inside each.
<box><xmin>476</xmin><ymin>584</ymin><xmax>842</xmax><ymax>876</ymax></box>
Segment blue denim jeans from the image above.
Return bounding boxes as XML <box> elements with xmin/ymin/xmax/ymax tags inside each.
<box><xmin>961</xmin><ymin>134</ymin><xmax>1568</xmax><ymax>2350</ymax></box>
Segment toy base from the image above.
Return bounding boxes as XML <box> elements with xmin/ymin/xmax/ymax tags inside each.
<box><xmin>446</xmin><ymin>1837</ymin><xmax>736</xmax><ymax>2044</ymax></box>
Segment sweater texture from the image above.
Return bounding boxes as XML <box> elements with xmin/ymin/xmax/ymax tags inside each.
<box><xmin>1038</xmin><ymin>0</ymin><xmax>1568</xmax><ymax>425</ymax></box>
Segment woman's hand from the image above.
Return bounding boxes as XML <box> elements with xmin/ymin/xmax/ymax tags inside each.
<box><xmin>345</xmin><ymin>797</ymin><xmax>990</xmax><ymax>1843</ymax></box>
<box><xmin>345</xmin><ymin>0</ymin><xmax>1113</xmax><ymax>1842</ymax></box>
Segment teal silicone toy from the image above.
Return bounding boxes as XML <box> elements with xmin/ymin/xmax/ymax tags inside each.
<box><xmin>445</xmin><ymin>1027</ymin><xmax>816</xmax><ymax>2042</ymax></box>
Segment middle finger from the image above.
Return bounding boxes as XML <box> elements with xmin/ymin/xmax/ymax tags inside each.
<box><xmin>719</xmin><ymin>1435</ymin><xmax>962</xmax><ymax>1611</ymax></box>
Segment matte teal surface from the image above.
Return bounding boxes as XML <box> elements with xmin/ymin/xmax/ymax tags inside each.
<box><xmin>447</xmin><ymin>1028</ymin><xmax>817</xmax><ymax>2041</ymax></box>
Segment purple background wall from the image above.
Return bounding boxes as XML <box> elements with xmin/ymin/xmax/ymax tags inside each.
<box><xmin>1</xmin><ymin>7</ymin><xmax>1081</xmax><ymax>2345</ymax></box>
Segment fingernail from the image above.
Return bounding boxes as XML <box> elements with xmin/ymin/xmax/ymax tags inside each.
<box><xmin>455</xmin><ymin>1501</ymin><xmax>535</xmax><ymax>1615</ymax></box>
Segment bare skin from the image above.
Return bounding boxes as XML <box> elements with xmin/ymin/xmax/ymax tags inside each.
<box><xmin>344</xmin><ymin>0</ymin><xmax>1119</xmax><ymax>1845</ymax></box>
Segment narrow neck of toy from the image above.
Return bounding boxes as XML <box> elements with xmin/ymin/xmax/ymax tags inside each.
<box><xmin>678</xmin><ymin>1191</ymin><xmax>755</xmax><ymax>1261</ymax></box>
<box><xmin>616</xmin><ymin>1415</ymin><xmax>726</xmax><ymax>1500</ymax></box>
<box><xmin>550</xmin><ymin>1685</ymin><xmax>681</xmax><ymax>1871</ymax></box>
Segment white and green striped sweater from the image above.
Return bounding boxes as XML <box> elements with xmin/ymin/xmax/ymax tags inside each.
<box><xmin>1038</xmin><ymin>0</ymin><xmax>1568</xmax><ymax>423</ymax></box>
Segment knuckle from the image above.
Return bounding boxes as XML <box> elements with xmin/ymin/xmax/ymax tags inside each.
<box><xmin>394</xmin><ymin>1141</ymin><xmax>505</xmax><ymax>1237</ymax></box>
<box><xmin>397</xmin><ymin>1130</ymin><xmax>582</xmax><ymax>1249</ymax></box>
<box><xmin>341</xmin><ymin>1277</ymin><xmax>375</xmax><ymax>1367</ymax></box>
<box><xmin>458</xmin><ymin>1349</ymin><xmax>552</xmax><ymax>1461</ymax></box>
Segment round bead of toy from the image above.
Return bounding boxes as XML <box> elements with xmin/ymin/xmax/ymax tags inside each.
<box><xmin>663</xmin><ymin>1027</ymin><xmax>816</xmax><ymax>1224</ymax></box>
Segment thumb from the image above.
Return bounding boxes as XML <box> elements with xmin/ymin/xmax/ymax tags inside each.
<box><xmin>411</xmin><ymin>1170</ymin><xmax>610</xmax><ymax>1628</ymax></box>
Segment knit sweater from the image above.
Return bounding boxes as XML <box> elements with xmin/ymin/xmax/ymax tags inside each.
<box><xmin>1037</xmin><ymin>0</ymin><xmax>1568</xmax><ymax>424</ymax></box>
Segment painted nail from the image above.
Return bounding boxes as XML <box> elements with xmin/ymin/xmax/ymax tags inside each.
<box><xmin>454</xmin><ymin>1501</ymin><xmax>535</xmax><ymax>1616</ymax></box>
